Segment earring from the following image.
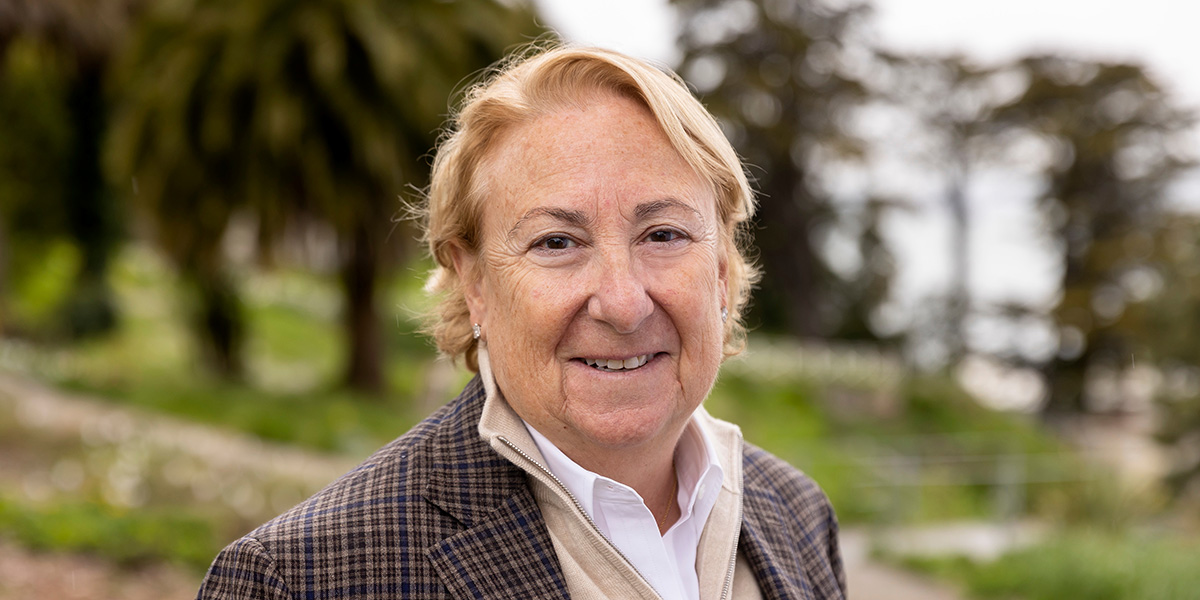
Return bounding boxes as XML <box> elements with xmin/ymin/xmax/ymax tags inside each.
<box><xmin>472</xmin><ymin>323</ymin><xmax>481</xmax><ymax>340</ymax></box>
<box><xmin>721</xmin><ymin>307</ymin><xmax>728</xmax><ymax>323</ymax></box>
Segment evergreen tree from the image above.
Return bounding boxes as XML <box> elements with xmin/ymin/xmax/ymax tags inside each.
<box><xmin>672</xmin><ymin>0</ymin><xmax>887</xmax><ymax>340</ymax></box>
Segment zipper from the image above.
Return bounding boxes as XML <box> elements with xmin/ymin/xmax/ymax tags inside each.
<box><xmin>719</xmin><ymin>496</ymin><xmax>743</xmax><ymax>600</ymax></box>
<box><xmin>496</xmin><ymin>435</ymin><xmax>663</xmax><ymax>598</ymax></box>
<box><xmin>719</xmin><ymin>435</ymin><xmax>745</xmax><ymax>600</ymax></box>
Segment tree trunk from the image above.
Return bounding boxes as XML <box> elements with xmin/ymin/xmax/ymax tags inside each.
<box><xmin>1042</xmin><ymin>189</ymin><xmax>1091</xmax><ymax>419</ymax></box>
<box><xmin>341</xmin><ymin>223</ymin><xmax>383</xmax><ymax>394</ymax></box>
<box><xmin>193</xmin><ymin>272</ymin><xmax>244</xmax><ymax>380</ymax></box>
<box><xmin>945</xmin><ymin>151</ymin><xmax>970</xmax><ymax>361</ymax></box>
<box><xmin>0</xmin><ymin>36</ymin><xmax>8</xmax><ymax>336</ymax></box>
<box><xmin>0</xmin><ymin>205</ymin><xmax>8</xmax><ymax>337</ymax></box>
<box><xmin>754</xmin><ymin>175</ymin><xmax>827</xmax><ymax>338</ymax></box>
<box><xmin>61</xmin><ymin>64</ymin><xmax>118</xmax><ymax>338</ymax></box>
<box><xmin>1042</xmin><ymin>355</ymin><xmax>1087</xmax><ymax>421</ymax></box>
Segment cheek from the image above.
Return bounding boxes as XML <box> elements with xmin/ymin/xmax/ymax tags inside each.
<box><xmin>485</xmin><ymin>263</ymin><xmax>581</xmax><ymax>351</ymax></box>
<box><xmin>664</xmin><ymin>256</ymin><xmax>726</xmax><ymax>353</ymax></box>
<box><xmin>657</xmin><ymin>252</ymin><xmax>723</xmax><ymax>311</ymax></box>
<box><xmin>494</xmin><ymin>266</ymin><xmax>564</xmax><ymax>318</ymax></box>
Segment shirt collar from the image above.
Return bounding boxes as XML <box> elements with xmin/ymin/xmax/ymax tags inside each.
<box><xmin>522</xmin><ymin>399</ymin><xmax>725</xmax><ymax>533</ymax></box>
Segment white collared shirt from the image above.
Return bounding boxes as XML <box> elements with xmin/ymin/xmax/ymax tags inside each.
<box><xmin>525</xmin><ymin>419</ymin><xmax>725</xmax><ymax>600</ymax></box>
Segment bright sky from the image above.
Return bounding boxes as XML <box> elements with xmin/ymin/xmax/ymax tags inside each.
<box><xmin>870</xmin><ymin>0</ymin><xmax>1200</xmax><ymax>105</ymax></box>
<box><xmin>533</xmin><ymin>0</ymin><xmax>1200</xmax><ymax>105</ymax></box>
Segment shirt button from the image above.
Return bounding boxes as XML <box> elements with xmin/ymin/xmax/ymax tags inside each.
<box><xmin>697</xmin><ymin>484</ymin><xmax>707</xmax><ymax>499</ymax></box>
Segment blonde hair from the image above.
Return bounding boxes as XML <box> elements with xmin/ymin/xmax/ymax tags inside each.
<box><xmin>422</xmin><ymin>45</ymin><xmax>759</xmax><ymax>371</ymax></box>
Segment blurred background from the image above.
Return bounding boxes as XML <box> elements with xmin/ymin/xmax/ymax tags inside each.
<box><xmin>1</xmin><ymin>0</ymin><xmax>1198</xmax><ymax>597</ymax></box>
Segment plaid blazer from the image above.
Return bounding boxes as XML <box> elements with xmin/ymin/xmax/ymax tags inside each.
<box><xmin>196</xmin><ymin>376</ymin><xmax>845</xmax><ymax>600</ymax></box>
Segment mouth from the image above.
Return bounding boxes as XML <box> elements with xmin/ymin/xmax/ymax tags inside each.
<box><xmin>578</xmin><ymin>353</ymin><xmax>656</xmax><ymax>372</ymax></box>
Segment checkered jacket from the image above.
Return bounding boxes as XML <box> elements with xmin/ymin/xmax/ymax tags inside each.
<box><xmin>196</xmin><ymin>376</ymin><xmax>845</xmax><ymax>599</ymax></box>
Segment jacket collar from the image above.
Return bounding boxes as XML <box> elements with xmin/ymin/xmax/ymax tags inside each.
<box><xmin>420</xmin><ymin>375</ymin><xmax>571</xmax><ymax>600</ymax></box>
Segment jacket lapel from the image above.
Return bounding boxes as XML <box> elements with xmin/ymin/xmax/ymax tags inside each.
<box><xmin>420</xmin><ymin>377</ymin><xmax>571</xmax><ymax>600</ymax></box>
<box><xmin>425</xmin><ymin>488</ymin><xmax>571</xmax><ymax>600</ymax></box>
<box><xmin>738</xmin><ymin>464</ymin><xmax>821</xmax><ymax>600</ymax></box>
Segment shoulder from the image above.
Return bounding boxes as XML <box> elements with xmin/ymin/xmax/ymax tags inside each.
<box><xmin>254</xmin><ymin>377</ymin><xmax>484</xmax><ymax>536</ymax></box>
<box><xmin>198</xmin><ymin>376</ymin><xmax>518</xmax><ymax>599</ymax></box>
<box><xmin>741</xmin><ymin>441</ymin><xmax>835</xmax><ymax>524</ymax></box>
<box><xmin>740</xmin><ymin>442</ymin><xmax>846</xmax><ymax>598</ymax></box>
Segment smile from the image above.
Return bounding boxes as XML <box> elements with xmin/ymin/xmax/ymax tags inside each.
<box><xmin>580</xmin><ymin>354</ymin><xmax>652</xmax><ymax>372</ymax></box>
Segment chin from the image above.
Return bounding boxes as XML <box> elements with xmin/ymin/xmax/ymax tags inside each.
<box><xmin>562</xmin><ymin>395</ymin><xmax>687</xmax><ymax>450</ymax></box>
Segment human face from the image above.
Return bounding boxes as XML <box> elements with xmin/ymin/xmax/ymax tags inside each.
<box><xmin>458</xmin><ymin>93</ymin><xmax>728</xmax><ymax>460</ymax></box>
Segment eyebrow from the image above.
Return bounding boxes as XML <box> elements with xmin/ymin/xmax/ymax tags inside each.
<box><xmin>634</xmin><ymin>198</ymin><xmax>706</xmax><ymax>223</ymax></box>
<box><xmin>507</xmin><ymin>207</ymin><xmax>593</xmax><ymax>240</ymax></box>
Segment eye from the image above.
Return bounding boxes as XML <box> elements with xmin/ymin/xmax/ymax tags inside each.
<box><xmin>645</xmin><ymin>229</ymin><xmax>685</xmax><ymax>243</ymax></box>
<box><xmin>535</xmin><ymin>235</ymin><xmax>576</xmax><ymax>251</ymax></box>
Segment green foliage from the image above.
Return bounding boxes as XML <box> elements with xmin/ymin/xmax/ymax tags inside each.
<box><xmin>0</xmin><ymin>41</ymin><xmax>73</xmax><ymax>235</ymax></box>
<box><xmin>992</xmin><ymin>57</ymin><xmax>1194</xmax><ymax>415</ymax></box>
<box><xmin>900</xmin><ymin>529</ymin><xmax>1200</xmax><ymax>600</ymax></box>
<box><xmin>5</xmin><ymin>241</ymin><xmax>81</xmax><ymax>331</ymax></box>
<box><xmin>106</xmin><ymin>0</ymin><xmax>545</xmax><ymax>388</ymax></box>
<box><xmin>0</xmin><ymin>378</ymin><xmax>340</xmax><ymax>572</ymax></box>
<box><xmin>709</xmin><ymin>372</ymin><xmax>827</xmax><ymax>441</ymax></box>
<box><xmin>0</xmin><ymin>494</ymin><xmax>222</xmax><ymax>571</ymax></box>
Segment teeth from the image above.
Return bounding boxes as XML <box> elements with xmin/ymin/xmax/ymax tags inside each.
<box><xmin>583</xmin><ymin>354</ymin><xmax>651</xmax><ymax>371</ymax></box>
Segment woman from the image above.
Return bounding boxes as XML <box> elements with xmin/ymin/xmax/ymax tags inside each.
<box><xmin>198</xmin><ymin>46</ymin><xmax>844</xmax><ymax>600</ymax></box>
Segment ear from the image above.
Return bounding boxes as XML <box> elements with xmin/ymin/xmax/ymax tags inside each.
<box><xmin>449</xmin><ymin>243</ymin><xmax>488</xmax><ymax>327</ymax></box>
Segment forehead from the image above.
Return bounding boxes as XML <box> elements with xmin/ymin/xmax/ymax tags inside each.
<box><xmin>476</xmin><ymin>94</ymin><xmax>714</xmax><ymax>227</ymax></box>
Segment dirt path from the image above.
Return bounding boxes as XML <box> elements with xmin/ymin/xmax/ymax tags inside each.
<box><xmin>0</xmin><ymin>541</ymin><xmax>199</xmax><ymax>600</ymax></box>
<box><xmin>841</xmin><ymin>528</ymin><xmax>967</xmax><ymax>600</ymax></box>
<box><xmin>0</xmin><ymin>532</ymin><xmax>961</xmax><ymax>600</ymax></box>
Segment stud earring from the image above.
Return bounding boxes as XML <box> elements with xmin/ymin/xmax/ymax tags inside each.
<box><xmin>721</xmin><ymin>307</ymin><xmax>728</xmax><ymax>323</ymax></box>
<box><xmin>472</xmin><ymin>323</ymin><xmax>481</xmax><ymax>340</ymax></box>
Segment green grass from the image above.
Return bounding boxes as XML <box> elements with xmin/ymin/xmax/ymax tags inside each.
<box><xmin>56</xmin><ymin>377</ymin><xmax>422</xmax><ymax>455</ymax></box>
<box><xmin>900</xmin><ymin>528</ymin><xmax>1200</xmax><ymax>600</ymax></box>
<box><xmin>707</xmin><ymin>370</ymin><xmax>1082</xmax><ymax>524</ymax></box>
<box><xmin>14</xmin><ymin>246</ymin><xmax>454</xmax><ymax>455</ymax></box>
<box><xmin>0</xmin><ymin>494</ymin><xmax>223</xmax><ymax>571</ymax></box>
<box><xmin>5</xmin><ymin>239</ymin><xmax>81</xmax><ymax>332</ymax></box>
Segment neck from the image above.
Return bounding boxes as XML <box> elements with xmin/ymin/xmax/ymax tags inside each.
<box><xmin>551</xmin><ymin>430</ymin><xmax>682</xmax><ymax>533</ymax></box>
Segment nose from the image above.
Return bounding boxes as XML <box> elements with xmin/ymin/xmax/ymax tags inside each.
<box><xmin>586</xmin><ymin>249</ymin><xmax>654</xmax><ymax>334</ymax></box>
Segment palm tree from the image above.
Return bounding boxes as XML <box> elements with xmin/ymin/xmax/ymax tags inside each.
<box><xmin>108</xmin><ymin>0</ymin><xmax>542</xmax><ymax>390</ymax></box>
